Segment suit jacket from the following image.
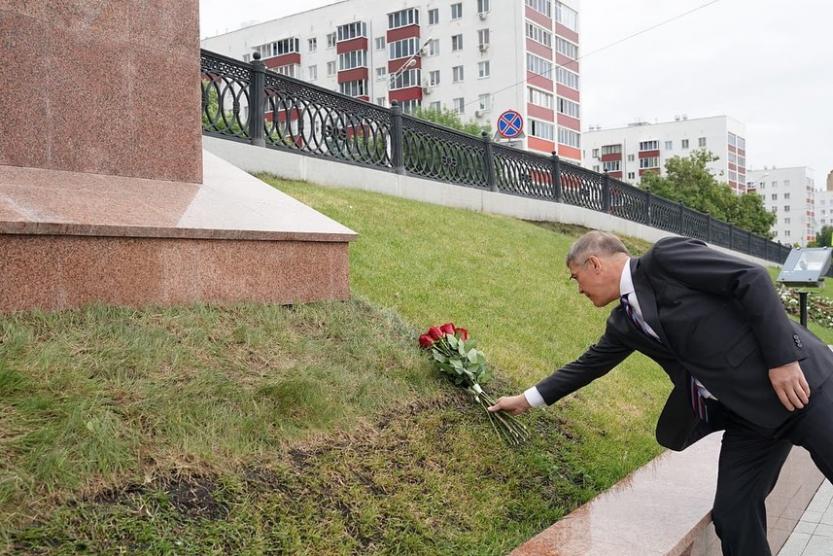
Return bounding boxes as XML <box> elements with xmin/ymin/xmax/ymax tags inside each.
<box><xmin>535</xmin><ymin>236</ymin><xmax>833</xmax><ymax>451</ymax></box>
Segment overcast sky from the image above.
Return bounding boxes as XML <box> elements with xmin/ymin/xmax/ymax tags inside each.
<box><xmin>200</xmin><ymin>0</ymin><xmax>833</xmax><ymax>186</ymax></box>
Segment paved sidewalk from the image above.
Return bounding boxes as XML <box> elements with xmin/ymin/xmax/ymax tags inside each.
<box><xmin>778</xmin><ymin>480</ymin><xmax>833</xmax><ymax>555</ymax></box>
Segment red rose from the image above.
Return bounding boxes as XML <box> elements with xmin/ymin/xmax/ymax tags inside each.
<box><xmin>428</xmin><ymin>326</ymin><xmax>443</xmax><ymax>340</ymax></box>
<box><xmin>440</xmin><ymin>322</ymin><xmax>456</xmax><ymax>335</ymax></box>
<box><xmin>419</xmin><ymin>334</ymin><xmax>434</xmax><ymax>348</ymax></box>
<box><xmin>456</xmin><ymin>327</ymin><xmax>469</xmax><ymax>341</ymax></box>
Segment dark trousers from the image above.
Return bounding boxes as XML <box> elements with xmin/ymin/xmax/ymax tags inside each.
<box><xmin>710</xmin><ymin>380</ymin><xmax>833</xmax><ymax>556</ymax></box>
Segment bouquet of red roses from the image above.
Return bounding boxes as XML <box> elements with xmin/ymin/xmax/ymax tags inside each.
<box><xmin>419</xmin><ymin>323</ymin><xmax>529</xmax><ymax>446</ymax></box>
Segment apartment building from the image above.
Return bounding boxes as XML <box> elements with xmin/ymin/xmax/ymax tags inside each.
<box><xmin>582</xmin><ymin>115</ymin><xmax>747</xmax><ymax>193</ymax></box>
<box><xmin>200</xmin><ymin>0</ymin><xmax>583</xmax><ymax>161</ymax></box>
<box><xmin>747</xmin><ymin>167</ymin><xmax>816</xmax><ymax>246</ymax></box>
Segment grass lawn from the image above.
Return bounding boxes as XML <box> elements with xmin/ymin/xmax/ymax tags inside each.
<box><xmin>1</xmin><ymin>175</ymin><xmax>827</xmax><ymax>554</ymax></box>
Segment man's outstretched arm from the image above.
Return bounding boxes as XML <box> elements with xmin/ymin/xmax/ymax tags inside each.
<box><xmin>489</xmin><ymin>327</ymin><xmax>632</xmax><ymax>415</ymax></box>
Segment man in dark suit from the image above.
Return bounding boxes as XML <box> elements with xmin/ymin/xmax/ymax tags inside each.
<box><xmin>489</xmin><ymin>231</ymin><xmax>833</xmax><ymax>555</ymax></box>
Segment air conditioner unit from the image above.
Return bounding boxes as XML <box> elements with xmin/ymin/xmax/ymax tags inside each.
<box><xmin>478</xmin><ymin>12</ymin><xmax>488</xmax><ymax>20</ymax></box>
<box><xmin>475</xmin><ymin>109</ymin><xmax>485</xmax><ymax>118</ymax></box>
<box><xmin>479</xmin><ymin>43</ymin><xmax>489</xmax><ymax>52</ymax></box>
<box><xmin>422</xmin><ymin>85</ymin><xmax>433</xmax><ymax>94</ymax></box>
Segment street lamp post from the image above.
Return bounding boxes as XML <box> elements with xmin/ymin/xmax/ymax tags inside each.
<box><xmin>388</xmin><ymin>36</ymin><xmax>433</xmax><ymax>93</ymax></box>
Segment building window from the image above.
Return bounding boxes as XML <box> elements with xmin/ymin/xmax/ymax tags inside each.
<box><xmin>639</xmin><ymin>140</ymin><xmax>658</xmax><ymax>151</ymax></box>
<box><xmin>308</xmin><ymin>38</ymin><xmax>317</xmax><ymax>52</ymax></box>
<box><xmin>275</xmin><ymin>64</ymin><xmax>298</xmax><ymax>78</ymax></box>
<box><xmin>525</xmin><ymin>0</ymin><xmax>552</xmax><ymax>18</ymax></box>
<box><xmin>428</xmin><ymin>8</ymin><xmax>439</xmax><ymax>24</ymax></box>
<box><xmin>728</xmin><ymin>132</ymin><xmax>736</xmax><ymax>147</ymax></box>
<box><xmin>327</xmin><ymin>61</ymin><xmax>336</xmax><ymax>75</ymax></box>
<box><xmin>478</xmin><ymin>61</ymin><xmax>490</xmax><ymax>78</ymax></box>
<box><xmin>785</xmin><ymin>230</ymin><xmax>791</xmax><ymax>237</ymax></box>
<box><xmin>784</xmin><ymin>205</ymin><xmax>791</xmax><ymax>212</ymax></box>
<box><xmin>555</xmin><ymin>2</ymin><xmax>578</xmax><ymax>30</ymax></box>
<box><xmin>526</xmin><ymin>22</ymin><xmax>552</xmax><ymax>47</ymax></box>
<box><xmin>452</xmin><ymin>34</ymin><xmax>463</xmax><ymax>51</ymax></box>
<box><xmin>375</xmin><ymin>37</ymin><xmax>385</xmax><ymax>50</ymax></box>
<box><xmin>628</xmin><ymin>172</ymin><xmax>636</xmax><ymax>180</ymax></box>
<box><xmin>555</xmin><ymin>66</ymin><xmax>579</xmax><ymax>89</ymax></box>
<box><xmin>698</xmin><ymin>137</ymin><xmax>707</xmax><ymax>147</ymax></box>
<box><xmin>256</xmin><ymin>38</ymin><xmax>301</xmax><ymax>58</ymax></box>
<box><xmin>339</xmin><ymin>79</ymin><xmax>367</xmax><ymax>97</ymax></box>
<box><xmin>737</xmin><ymin>136</ymin><xmax>745</xmax><ymax>150</ymax></box>
<box><xmin>478</xmin><ymin>0</ymin><xmax>491</xmax><ymax>14</ymax></box>
<box><xmin>453</xmin><ymin>97</ymin><xmax>465</xmax><ymax>114</ymax></box>
<box><xmin>426</xmin><ymin>38</ymin><xmax>439</xmax><ymax>56</ymax></box>
<box><xmin>376</xmin><ymin>67</ymin><xmax>387</xmax><ymax>80</ymax></box>
<box><xmin>389</xmin><ymin>37</ymin><xmax>418</xmax><ymax>59</ymax></box>
<box><xmin>591</xmin><ymin>148</ymin><xmax>599</xmax><ymax>158</ymax></box>
<box><xmin>555</xmin><ymin>37</ymin><xmax>578</xmax><ymax>59</ymax></box>
<box><xmin>526</xmin><ymin>53</ymin><xmax>553</xmax><ymax>77</ymax></box>
<box><xmin>453</xmin><ymin>65</ymin><xmax>464</xmax><ymax>82</ymax></box>
<box><xmin>603</xmin><ymin>160</ymin><xmax>621</xmax><ymax>172</ymax></box>
<box><xmin>639</xmin><ymin>157</ymin><xmax>659</xmax><ymax>168</ymax></box>
<box><xmin>337</xmin><ymin>21</ymin><xmax>367</xmax><ymax>42</ymax></box>
<box><xmin>771</xmin><ymin>194</ymin><xmax>777</xmax><ymax>201</ymax></box>
<box><xmin>784</xmin><ymin>218</ymin><xmax>791</xmax><ymax>224</ymax></box>
<box><xmin>593</xmin><ymin>165</ymin><xmax>600</xmax><ymax>171</ymax></box>
<box><xmin>478</xmin><ymin>93</ymin><xmax>491</xmax><ymax>111</ymax></box>
<box><xmin>528</xmin><ymin>87</ymin><xmax>554</xmax><ymax>109</ymax></box>
<box><xmin>308</xmin><ymin>65</ymin><xmax>318</xmax><ymax>81</ymax></box>
<box><xmin>530</xmin><ymin>119</ymin><xmax>555</xmax><ymax>140</ymax></box>
<box><xmin>429</xmin><ymin>101</ymin><xmax>441</xmax><ymax>111</ymax></box>
<box><xmin>784</xmin><ymin>192</ymin><xmax>790</xmax><ymax>200</ymax></box>
<box><xmin>681</xmin><ymin>138</ymin><xmax>689</xmax><ymax>149</ymax></box>
<box><xmin>327</xmin><ymin>33</ymin><xmax>336</xmax><ymax>48</ymax></box>
<box><xmin>772</xmin><ymin>181</ymin><xmax>778</xmax><ymax>187</ymax></box>
<box><xmin>664</xmin><ymin>140</ymin><xmax>673</xmax><ymax>150</ymax></box>
<box><xmin>400</xmin><ymin>99</ymin><xmax>421</xmax><ymax>113</ymax></box>
<box><xmin>390</xmin><ymin>68</ymin><xmax>420</xmax><ymax>89</ymax></box>
<box><xmin>429</xmin><ymin>70</ymin><xmax>440</xmax><ymax>85</ymax></box>
<box><xmin>376</xmin><ymin>97</ymin><xmax>387</xmax><ymax>107</ymax></box>
<box><xmin>243</xmin><ymin>53</ymin><xmax>251</xmax><ymax>62</ymax></box>
<box><xmin>628</xmin><ymin>154</ymin><xmax>635</xmax><ymax>161</ymax></box>
<box><xmin>478</xmin><ymin>28</ymin><xmax>490</xmax><ymax>48</ymax></box>
<box><xmin>558</xmin><ymin>127</ymin><xmax>580</xmax><ymax>147</ymax></box>
<box><xmin>601</xmin><ymin>144</ymin><xmax>622</xmax><ymax>155</ymax></box>
<box><xmin>451</xmin><ymin>3</ymin><xmax>463</xmax><ymax>20</ymax></box>
<box><xmin>338</xmin><ymin>49</ymin><xmax>367</xmax><ymax>71</ymax></box>
<box><xmin>388</xmin><ymin>8</ymin><xmax>419</xmax><ymax>29</ymax></box>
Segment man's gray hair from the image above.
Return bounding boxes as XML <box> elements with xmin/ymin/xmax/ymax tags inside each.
<box><xmin>566</xmin><ymin>231</ymin><xmax>630</xmax><ymax>266</ymax></box>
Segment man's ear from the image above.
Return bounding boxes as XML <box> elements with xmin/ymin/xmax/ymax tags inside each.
<box><xmin>587</xmin><ymin>255</ymin><xmax>602</xmax><ymax>273</ymax></box>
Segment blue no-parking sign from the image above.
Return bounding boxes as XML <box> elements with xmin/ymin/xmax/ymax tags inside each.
<box><xmin>497</xmin><ymin>110</ymin><xmax>524</xmax><ymax>139</ymax></box>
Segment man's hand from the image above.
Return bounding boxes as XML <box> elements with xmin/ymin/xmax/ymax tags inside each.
<box><xmin>488</xmin><ymin>394</ymin><xmax>531</xmax><ymax>416</ymax></box>
<box><xmin>769</xmin><ymin>361</ymin><xmax>811</xmax><ymax>411</ymax></box>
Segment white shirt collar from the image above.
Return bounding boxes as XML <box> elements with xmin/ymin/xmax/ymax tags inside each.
<box><xmin>619</xmin><ymin>257</ymin><xmax>634</xmax><ymax>298</ymax></box>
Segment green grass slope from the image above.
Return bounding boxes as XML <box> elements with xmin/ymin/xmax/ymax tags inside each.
<box><xmin>2</xmin><ymin>175</ymin><xmax>821</xmax><ymax>554</ymax></box>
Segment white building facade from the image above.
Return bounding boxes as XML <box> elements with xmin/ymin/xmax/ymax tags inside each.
<box><xmin>747</xmin><ymin>167</ymin><xmax>816</xmax><ymax>246</ymax></box>
<box><xmin>201</xmin><ymin>0</ymin><xmax>583</xmax><ymax>162</ymax></box>
<box><xmin>582</xmin><ymin>116</ymin><xmax>747</xmax><ymax>193</ymax></box>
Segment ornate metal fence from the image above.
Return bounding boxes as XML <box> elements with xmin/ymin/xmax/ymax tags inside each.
<box><xmin>200</xmin><ymin>49</ymin><xmax>792</xmax><ymax>266</ymax></box>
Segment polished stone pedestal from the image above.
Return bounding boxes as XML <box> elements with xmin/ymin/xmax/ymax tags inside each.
<box><xmin>0</xmin><ymin>151</ymin><xmax>356</xmax><ymax>312</ymax></box>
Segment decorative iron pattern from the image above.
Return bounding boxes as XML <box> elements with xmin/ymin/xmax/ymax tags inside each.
<box><xmin>262</xmin><ymin>72</ymin><xmax>392</xmax><ymax>167</ymax></box>
<box><xmin>647</xmin><ymin>195</ymin><xmax>683</xmax><ymax>234</ymax></box>
<box><xmin>681</xmin><ymin>209</ymin><xmax>709</xmax><ymax>241</ymax></box>
<box><xmin>200</xmin><ymin>52</ymin><xmax>251</xmax><ymax>139</ymax></box>
<box><xmin>401</xmin><ymin>116</ymin><xmax>488</xmax><ymax>187</ymax></box>
<box><xmin>493</xmin><ymin>144</ymin><xmax>553</xmax><ymax>198</ymax></box>
<box><xmin>710</xmin><ymin>220</ymin><xmax>731</xmax><ymax>247</ymax></box>
<box><xmin>199</xmin><ymin>48</ymin><xmax>792</xmax><ymax>266</ymax></box>
<box><xmin>560</xmin><ymin>161</ymin><xmax>603</xmax><ymax>210</ymax></box>
<box><xmin>609</xmin><ymin>180</ymin><xmax>649</xmax><ymax>224</ymax></box>
<box><xmin>733</xmin><ymin>228</ymin><xmax>750</xmax><ymax>253</ymax></box>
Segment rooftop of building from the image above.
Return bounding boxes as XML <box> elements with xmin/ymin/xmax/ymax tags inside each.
<box><xmin>585</xmin><ymin>114</ymin><xmax>740</xmax><ymax>133</ymax></box>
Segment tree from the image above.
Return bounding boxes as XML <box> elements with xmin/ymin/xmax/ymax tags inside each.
<box><xmin>814</xmin><ymin>226</ymin><xmax>833</xmax><ymax>247</ymax></box>
<box><xmin>641</xmin><ymin>150</ymin><xmax>776</xmax><ymax>238</ymax></box>
<box><xmin>410</xmin><ymin>106</ymin><xmax>490</xmax><ymax>137</ymax></box>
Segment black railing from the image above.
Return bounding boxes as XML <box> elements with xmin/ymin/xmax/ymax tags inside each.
<box><xmin>201</xmin><ymin>49</ymin><xmax>792</xmax><ymax>266</ymax></box>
